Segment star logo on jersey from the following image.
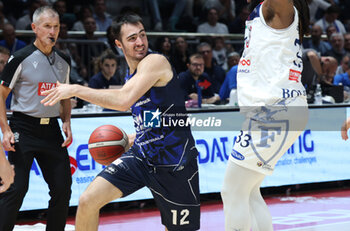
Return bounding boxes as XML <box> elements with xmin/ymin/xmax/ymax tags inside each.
<box><xmin>143</xmin><ymin>109</ymin><xmax>161</xmax><ymax>128</ymax></box>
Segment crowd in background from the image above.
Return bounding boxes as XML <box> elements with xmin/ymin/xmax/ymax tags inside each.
<box><xmin>1</xmin><ymin>0</ymin><xmax>350</xmax><ymax>109</ymax></box>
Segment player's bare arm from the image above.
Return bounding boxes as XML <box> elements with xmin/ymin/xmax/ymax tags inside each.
<box><xmin>0</xmin><ymin>145</ymin><xmax>14</xmax><ymax>193</ymax></box>
<box><xmin>60</xmin><ymin>99</ymin><xmax>72</xmax><ymax>147</ymax></box>
<box><xmin>263</xmin><ymin>0</ymin><xmax>294</xmax><ymax>29</ymax></box>
<box><xmin>341</xmin><ymin>117</ymin><xmax>350</xmax><ymax>140</ymax></box>
<box><xmin>41</xmin><ymin>54</ymin><xmax>172</xmax><ymax>111</ymax></box>
<box><xmin>0</xmin><ymin>85</ymin><xmax>14</xmax><ymax>151</ymax></box>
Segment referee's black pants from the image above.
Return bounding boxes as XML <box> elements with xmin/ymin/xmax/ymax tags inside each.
<box><xmin>0</xmin><ymin>113</ymin><xmax>72</xmax><ymax>231</ymax></box>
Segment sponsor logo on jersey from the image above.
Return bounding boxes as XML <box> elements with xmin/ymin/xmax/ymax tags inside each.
<box><xmin>238</xmin><ymin>58</ymin><xmax>251</xmax><ymax>73</ymax></box>
<box><xmin>231</xmin><ymin>149</ymin><xmax>245</xmax><ymax>160</ymax></box>
<box><xmin>33</xmin><ymin>61</ymin><xmax>38</xmax><ymax>69</ymax></box>
<box><xmin>289</xmin><ymin>69</ymin><xmax>301</xmax><ymax>82</ymax></box>
<box><xmin>282</xmin><ymin>88</ymin><xmax>306</xmax><ymax>99</ymax></box>
<box><xmin>257</xmin><ymin>161</ymin><xmax>273</xmax><ymax>171</ymax></box>
<box><xmin>38</xmin><ymin>82</ymin><xmax>57</xmax><ymax>96</ymax></box>
<box><xmin>238</xmin><ymin>69</ymin><xmax>250</xmax><ymax>73</ymax></box>
<box><xmin>135</xmin><ymin>98</ymin><xmax>151</xmax><ymax>107</ymax></box>
<box><xmin>239</xmin><ymin>59</ymin><xmax>251</xmax><ymax>66</ymax></box>
<box><xmin>105</xmin><ymin>165</ymin><xmax>117</xmax><ymax>175</ymax></box>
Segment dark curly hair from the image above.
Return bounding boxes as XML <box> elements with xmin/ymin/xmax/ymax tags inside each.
<box><xmin>111</xmin><ymin>13</ymin><xmax>144</xmax><ymax>41</ymax></box>
<box><xmin>248</xmin><ymin>0</ymin><xmax>310</xmax><ymax>42</ymax></box>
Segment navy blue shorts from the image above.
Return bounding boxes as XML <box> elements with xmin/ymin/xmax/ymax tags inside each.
<box><xmin>98</xmin><ymin>148</ymin><xmax>200</xmax><ymax>231</ymax></box>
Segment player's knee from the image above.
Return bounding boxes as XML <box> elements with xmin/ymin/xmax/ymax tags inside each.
<box><xmin>78</xmin><ymin>192</ymin><xmax>97</xmax><ymax>211</ymax></box>
<box><xmin>221</xmin><ymin>182</ymin><xmax>233</xmax><ymax>202</ymax></box>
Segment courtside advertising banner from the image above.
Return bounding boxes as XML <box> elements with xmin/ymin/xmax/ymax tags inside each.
<box><xmin>2</xmin><ymin>106</ymin><xmax>350</xmax><ymax>211</ymax></box>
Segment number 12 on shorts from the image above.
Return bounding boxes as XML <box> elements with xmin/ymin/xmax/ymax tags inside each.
<box><xmin>171</xmin><ymin>209</ymin><xmax>190</xmax><ymax>225</ymax></box>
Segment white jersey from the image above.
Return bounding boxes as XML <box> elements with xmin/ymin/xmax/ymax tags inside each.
<box><xmin>237</xmin><ymin>3</ymin><xmax>306</xmax><ymax>110</ymax></box>
<box><xmin>231</xmin><ymin>3</ymin><xmax>309</xmax><ymax>175</ymax></box>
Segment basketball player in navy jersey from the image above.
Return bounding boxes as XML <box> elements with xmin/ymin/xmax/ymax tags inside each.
<box><xmin>220</xmin><ymin>0</ymin><xmax>310</xmax><ymax>230</ymax></box>
<box><xmin>42</xmin><ymin>14</ymin><xmax>200</xmax><ymax>231</ymax></box>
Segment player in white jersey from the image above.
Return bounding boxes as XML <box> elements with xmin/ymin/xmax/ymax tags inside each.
<box><xmin>221</xmin><ymin>0</ymin><xmax>310</xmax><ymax>230</ymax></box>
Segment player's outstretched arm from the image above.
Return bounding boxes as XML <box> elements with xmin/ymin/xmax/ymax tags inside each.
<box><xmin>0</xmin><ymin>85</ymin><xmax>15</xmax><ymax>152</ymax></box>
<box><xmin>341</xmin><ymin>117</ymin><xmax>350</xmax><ymax>140</ymax></box>
<box><xmin>263</xmin><ymin>0</ymin><xmax>294</xmax><ymax>29</ymax></box>
<box><xmin>0</xmin><ymin>144</ymin><xmax>14</xmax><ymax>193</ymax></box>
<box><xmin>41</xmin><ymin>54</ymin><xmax>172</xmax><ymax>111</ymax></box>
<box><xmin>60</xmin><ymin>99</ymin><xmax>72</xmax><ymax>147</ymax></box>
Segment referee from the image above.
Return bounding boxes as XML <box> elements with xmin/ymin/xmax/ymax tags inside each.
<box><xmin>0</xmin><ymin>6</ymin><xmax>72</xmax><ymax>231</ymax></box>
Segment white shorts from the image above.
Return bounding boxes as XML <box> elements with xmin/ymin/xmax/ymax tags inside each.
<box><xmin>230</xmin><ymin>97</ymin><xmax>308</xmax><ymax>175</ymax></box>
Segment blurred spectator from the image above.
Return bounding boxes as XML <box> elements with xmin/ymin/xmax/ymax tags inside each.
<box><xmin>179</xmin><ymin>53</ymin><xmax>220</xmax><ymax>104</ymax></box>
<box><xmin>339</xmin><ymin>0</ymin><xmax>350</xmax><ymax>31</ymax></box>
<box><xmin>170</xmin><ymin>36</ymin><xmax>190</xmax><ymax>74</ymax></box>
<box><xmin>72</xmin><ymin>5</ymin><xmax>94</xmax><ymax>31</ymax></box>
<box><xmin>226</xmin><ymin>51</ymin><xmax>240</xmax><ymax>71</ymax></box>
<box><xmin>301</xmin><ymin>49</ymin><xmax>338</xmax><ymax>103</ymax></box>
<box><xmin>89</xmin><ymin>50</ymin><xmax>122</xmax><ymax>89</ymax></box>
<box><xmin>183</xmin><ymin>0</ymin><xmax>206</xmax><ymax>27</ymax></box>
<box><xmin>0</xmin><ymin>23</ymin><xmax>26</xmax><ymax>54</ymax></box>
<box><xmin>333</xmin><ymin>57</ymin><xmax>350</xmax><ymax>102</ymax></box>
<box><xmin>333</xmin><ymin>62</ymin><xmax>350</xmax><ymax>87</ymax></box>
<box><xmin>344</xmin><ymin>33</ymin><xmax>350</xmax><ymax>53</ymax></box>
<box><xmin>78</xmin><ymin>16</ymin><xmax>107</xmax><ymax>79</ymax></box>
<box><xmin>197</xmin><ymin>42</ymin><xmax>226</xmax><ymax>93</ymax></box>
<box><xmin>219</xmin><ymin>64</ymin><xmax>238</xmax><ymax>101</ymax></box>
<box><xmin>0</xmin><ymin>46</ymin><xmax>9</xmax><ymax>73</ymax></box>
<box><xmin>53</xmin><ymin>0</ymin><xmax>76</xmax><ymax>29</ymax></box>
<box><xmin>303</xmin><ymin>24</ymin><xmax>331</xmax><ymax>56</ymax></box>
<box><xmin>307</xmin><ymin>0</ymin><xmax>332</xmax><ymax>24</ymax></box>
<box><xmin>154</xmin><ymin>36</ymin><xmax>173</xmax><ymax>60</ymax></box>
<box><xmin>212</xmin><ymin>36</ymin><xmax>228</xmax><ymax>71</ymax></box>
<box><xmin>326</xmin><ymin>24</ymin><xmax>337</xmax><ymax>41</ymax></box>
<box><xmin>15</xmin><ymin>0</ymin><xmax>46</xmax><ymax>30</ymax></box>
<box><xmin>197</xmin><ymin>7</ymin><xmax>229</xmax><ymax>34</ymax></box>
<box><xmin>56</xmin><ymin>21</ymin><xmax>87</xmax><ymax>86</ymax></box>
<box><xmin>324</xmin><ymin>32</ymin><xmax>347</xmax><ymax>64</ymax></box>
<box><xmin>157</xmin><ymin>0</ymin><xmax>187</xmax><ymax>31</ymax></box>
<box><xmin>228</xmin><ymin>4</ymin><xmax>249</xmax><ymax>34</ymax></box>
<box><xmin>93</xmin><ymin>0</ymin><xmax>112</xmax><ymax>32</ymax></box>
<box><xmin>0</xmin><ymin>1</ymin><xmax>9</xmax><ymax>29</ymax></box>
<box><xmin>202</xmin><ymin>0</ymin><xmax>235</xmax><ymax>24</ymax></box>
<box><xmin>336</xmin><ymin>53</ymin><xmax>350</xmax><ymax>75</ymax></box>
<box><xmin>105</xmin><ymin>25</ymin><xmax>127</xmax><ymax>83</ymax></box>
<box><xmin>144</xmin><ymin>0</ymin><xmax>163</xmax><ymax>31</ymax></box>
<box><xmin>315</xmin><ymin>5</ymin><xmax>346</xmax><ymax>34</ymax></box>
<box><xmin>0</xmin><ymin>46</ymin><xmax>10</xmax><ymax>109</ymax></box>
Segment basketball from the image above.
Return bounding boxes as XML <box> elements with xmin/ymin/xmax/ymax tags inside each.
<box><xmin>88</xmin><ymin>125</ymin><xmax>129</xmax><ymax>165</ymax></box>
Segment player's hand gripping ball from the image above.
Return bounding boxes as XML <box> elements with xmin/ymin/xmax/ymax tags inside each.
<box><xmin>88</xmin><ymin>125</ymin><xmax>129</xmax><ymax>165</ymax></box>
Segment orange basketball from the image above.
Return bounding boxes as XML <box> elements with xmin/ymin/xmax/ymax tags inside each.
<box><xmin>88</xmin><ymin>125</ymin><xmax>129</xmax><ymax>165</ymax></box>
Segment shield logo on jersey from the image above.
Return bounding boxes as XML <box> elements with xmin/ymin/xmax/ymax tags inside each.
<box><xmin>248</xmin><ymin>118</ymin><xmax>289</xmax><ymax>167</ymax></box>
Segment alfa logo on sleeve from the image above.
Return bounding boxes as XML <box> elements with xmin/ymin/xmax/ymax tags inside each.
<box><xmin>38</xmin><ymin>82</ymin><xmax>57</xmax><ymax>96</ymax></box>
<box><xmin>289</xmin><ymin>69</ymin><xmax>301</xmax><ymax>82</ymax></box>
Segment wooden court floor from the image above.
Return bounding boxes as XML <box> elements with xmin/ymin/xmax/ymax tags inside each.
<box><xmin>14</xmin><ymin>187</ymin><xmax>350</xmax><ymax>231</ymax></box>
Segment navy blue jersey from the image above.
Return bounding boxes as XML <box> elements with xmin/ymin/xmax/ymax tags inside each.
<box><xmin>127</xmin><ymin>56</ymin><xmax>198</xmax><ymax>170</ymax></box>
